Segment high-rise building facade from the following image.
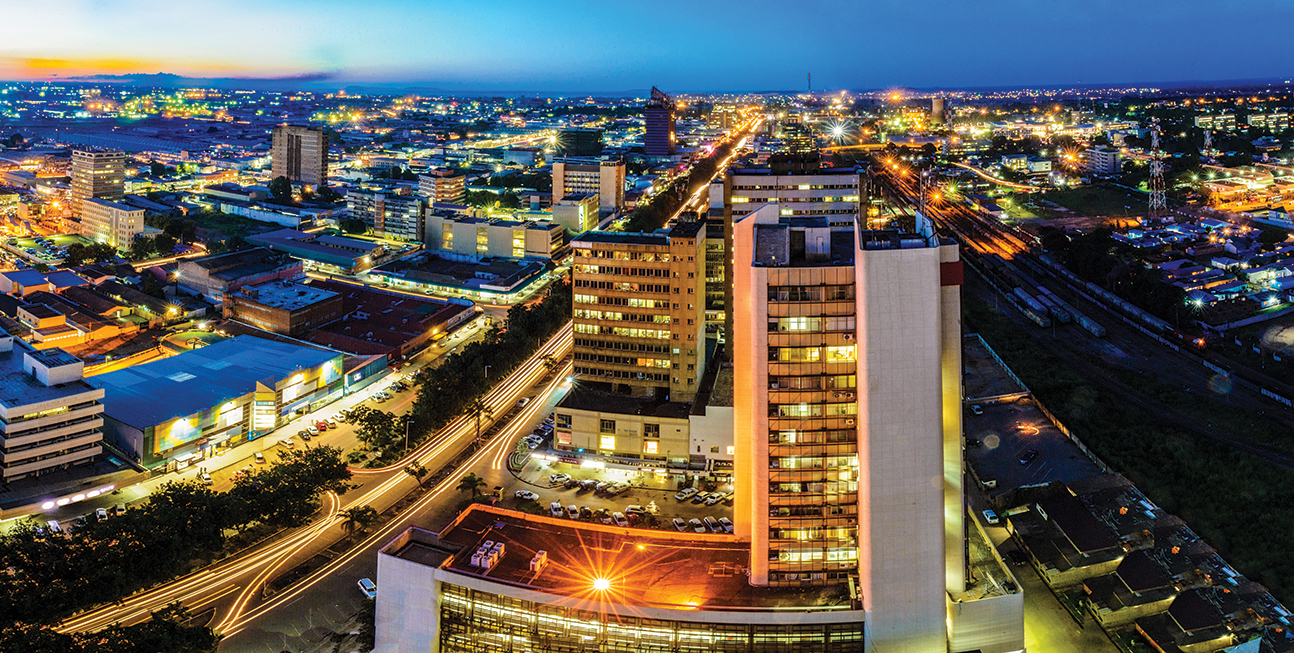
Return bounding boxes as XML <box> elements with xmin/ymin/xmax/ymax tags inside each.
<box><xmin>551</xmin><ymin>156</ymin><xmax>625</xmax><ymax>213</ymax></box>
<box><xmin>709</xmin><ymin>164</ymin><xmax>866</xmax><ymax>339</ymax></box>
<box><xmin>81</xmin><ymin>198</ymin><xmax>143</xmax><ymax>250</ymax></box>
<box><xmin>571</xmin><ymin>222</ymin><xmax>706</xmax><ymax>401</ymax></box>
<box><xmin>418</xmin><ymin>171</ymin><xmax>466</xmax><ymax>205</ymax></box>
<box><xmin>348</xmin><ymin>189</ymin><xmax>425</xmax><ymax>241</ymax></box>
<box><xmin>70</xmin><ymin>149</ymin><xmax>125</xmax><ymax>216</ymax></box>
<box><xmin>555</xmin><ymin>127</ymin><xmax>604</xmax><ymax>157</ymax></box>
<box><xmin>644</xmin><ymin>86</ymin><xmax>677</xmax><ymax>156</ymax></box>
<box><xmin>272</xmin><ymin>125</ymin><xmax>329</xmax><ymax>187</ymax></box>
<box><xmin>732</xmin><ymin>204</ymin><xmax>965</xmax><ymax>651</ymax></box>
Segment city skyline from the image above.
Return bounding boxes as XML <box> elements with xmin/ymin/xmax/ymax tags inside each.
<box><xmin>3</xmin><ymin>0</ymin><xmax>1292</xmax><ymax>93</ymax></box>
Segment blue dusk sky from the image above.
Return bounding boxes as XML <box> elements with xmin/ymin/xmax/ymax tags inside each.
<box><xmin>1</xmin><ymin>0</ymin><xmax>1289</xmax><ymax>92</ymax></box>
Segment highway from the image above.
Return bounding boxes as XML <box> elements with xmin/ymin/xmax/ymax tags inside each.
<box><xmin>51</xmin><ymin>324</ymin><xmax>574</xmax><ymax>639</ymax></box>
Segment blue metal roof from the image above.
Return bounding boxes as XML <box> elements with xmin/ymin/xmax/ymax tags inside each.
<box><xmin>89</xmin><ymin>335</ymin><xmax>341</xmax><ymax>429</ymax></box>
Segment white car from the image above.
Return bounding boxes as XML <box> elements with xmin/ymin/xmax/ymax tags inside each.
<box><xmin>674</xmin><ymin>487</ymin><xmax>698</xmax><ymax>501</ymax></box>
<box><xmin>673</xmin><ymin>517</ymin><xmax>688</xmax><ymax>531</ymax></box>
<box><xmin>705</xmin><ymin>492</ymin><xmax>728</xmax><ymax>506</ymax></box>
<box><xmin>704</xmin><ymin>517</ymin><xmax>722</xmax><ymax>533</ymax></box>
<box><xmin>719</xmin><ymin>517</ymin><xmax>734</xmax><ymax>533</ymax></box>
<box><xmin>612</xmin><ymin>512</ymin><xmax>629</xmax><ymax>527</ymax></box>
<box><xmin>549</xmin><ymin>473</ymin><xmax>571</xmax><ymax>485</ymax></box>
<box><xmin>689</xmin><ymin>518</ymin><xmax>706</xmax><ymax>533</ymax></box>
<box><xmin>565</xmin><ymin>505</ymin><xmax>579</xmax><ymax>519</ymax></box>
<box><xmin>357</xmin><ymin>577</ymin><xmax>377</xmax><ymax>599</ymax></box>
<box><xmin>550</xmin><ymin>502</ymin><xmax>564</xmax><ymax>517</ymax></box>
<box><xmin>514</xmin><ymin>490</ymin><xmax>539</xmax><ymax>501</ymax></box>
<box><xmin>982</xmin><ymin>509</ymin><xmax>1000</xmax><ymax>525</ymax></box>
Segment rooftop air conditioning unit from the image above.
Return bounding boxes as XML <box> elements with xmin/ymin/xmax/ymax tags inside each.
<box><xmin>843</xmin><ymin>333</ymin><xmax>855</xmax><ymax>341</ymax></box>
<box><xmin>844</xmin><ymin>418</ymin><xmax>856</xmax><ymax>426</ymax></box>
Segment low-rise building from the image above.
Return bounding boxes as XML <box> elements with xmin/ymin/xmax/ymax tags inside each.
<box><xmin>177</xmin><ymin>247</ymin><xmax>303</xmax><ymax>304</ymax></box>
<box><xmin>90</xmin><ymin>335</ymin><xmax>344</xmax><ymax>471</ymax></box>
<box><xmin>247</xmin><ymin>229</ymin><xmax>387</xmax><ymax>275</ymax></box>
<box><xmin>224</xmin><ymin>280</ymin><xmax>344</xmax><ymax>336</ymax></box>
<box><xmin>552</xmin><ymin>156</ymin><xmax>624</xmax><ymax>212</ymax></box>
<box><xmin>1084</xmin><ymin>146</ymin><xmax>1122</xmax><ymax>176</ymax></box>
<box><xmin>551</xmin><ymin>193</ymin><xmax>600</xmax><ymax>234</ymax></box>
<box><xmin>0</xmin><ymin>334</ymin><xmax>104</xmax><ymax>482</ymax></box>
<box><xmin>417</xmin><ymin>171</ymin><xmax>466</xmax><ymax>205</ymax></box>
<box><xmin>423</xmin><ymin>212</ymin><xmax>564</xmax><ymax>262</ymax></box>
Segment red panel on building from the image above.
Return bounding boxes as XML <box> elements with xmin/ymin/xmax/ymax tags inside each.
<box><xmin>940</xmin><ymin>261</ymin><xmax>964</xmax><ymax>286</ymax></box>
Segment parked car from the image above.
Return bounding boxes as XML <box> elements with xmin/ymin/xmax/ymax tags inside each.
<box><xmin>300</xmin><ymin>431</ymin><xmax>312</xmax><ymax>441</ymax></box>
<box><xmin>549</xmin><ymin>502</ymin><xmax>564</xmax><ymax>517</ymax></box>
<box><xmin>719</xmin><ymin>517</ymin><xmax>734</xmax><ymax>533</ymax></box>
<box><xmin>113</xmin><ymin>503</ymin><xmax>127</xmax><ymax>516</ymax></box>
<box><xmin>563</xmin><ymin>478</ymin><xmax>581</xmax><ymax>489</ymax></box>
<box><xmin>625</xmin><ymin>505</ymin><xmax>647</xmax><ymax>515</ymax></box>
<box><xmin>315</xmin><ymin>421</ymin><xmax>330</xmax><ymax>431</ymax></box>
<box><xmin>1019</xmin><ymin>449</ymin><xmax>1039</xmax><ymax>465</ymax></box>
<box><xmin>982</xmin><ymin>509</ymin><xmax>1000</xmax><ymax>525</ymax></box>
<box><xmin>579</xmin><ymin>506</ymin><xmax>593</xmax><ymax>519</ymax></box>
<box><xmin>691</xmin><ymin>491</ymin><xmax>711</xmax><ymax>504</ymax></box>
<box><xmin>281</xmin><ymin>438</ymin><xmax>294</xmax><ymax>448</ymax></box>
<box><xmin>254</xmin><ymin>452</ymin><xmax>266</xmax><ymax>464</ymax></box>
<box><xmin>674</xmin><ymin>487</ymin><xmax>698</xmax><ymax>501</ymax></box>
<box><xmin>357</xmin><ymin>578</ymin><xmax>377</xmax><ymax>599</ymax></box>
<box><xmin>95</xmin><ymin>507</ymin><xmax>109</xmax><ymax>521</ymax></box>
<box><xmin>201</xmin><ymin>473</ymin><xmax>213</xmax><ymax>485</ymax></box>
<box><xmin>549</xmin><ymin>473</ymin><xmax>571</xmax><ymax>485</ymax></box>
<box><xmin>46</xmin><ymin>520</ymin><xmax>61</xmax><ymax>533</ymax></box>
<box><xmin>673</xmin><ymin>517</ymin><xmax>688</xmax><ymax>531</ymax></box>
<box><xmin>325</xmin><ymin>416</ymin><xmax>337</xmax><ymax>426</ymax></box>
<box><xmin>306</xmin><ymin>426</ymin><xmax>320</xmax><ymax>435</ymax></box>
<box><xmin>595</xmin><ymin>481</ymin><xmax>613</xmax><ymax>494</ymax></box>
<box><xmin>597</xmin><ymin>509</ymin><xmax>613</xmax><ymax>524</ymax></box>
<box><xmin>703</xmin><ymin>517</ymin><xmax>722</xmax><ymax>533</ymax></box>
<box><xmin>689</xmin><ymin>518</ymin><xmax>706</xmax><ymax>533</ymax></box>
<box><xmin>578</xmin><ymin>479</ymin><xmax>598</xmax><ymax>492</ymax></box>
<box><xmin>514</xmin><ymin>490</ymin><xmax>539</xmax><ymax>502</ymax></box>
<box><xmin>612</xmin><ymin>512</ymin><xmax>629</xmax><ymax>527</ymax></box>
<box><xmin>970</xmin><ymin>404</ymin><xmax>984</xmax><ymax>416</ymax></box>
<box><xmin>565</xmin><ymin>505</ymin><xmax>579</xmax><ymax>519</ymax></box>
<box><xmin>705</xmin><ymin>492</ymin><xmax>728</xmax><ymax>506</ymax></box>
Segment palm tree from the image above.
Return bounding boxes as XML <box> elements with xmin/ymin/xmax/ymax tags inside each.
<box><xmin>541</xmin><ymin>355</ymin><xmax>559</xmax><ymax>377</ymax></box>
<box><xmin>456</xmin><ymin>473</ymin><xmax>487</xmax><ymax>498</ymax></box>
<box><xmin>467</xmin><ymin>396</ymin><xmax>493</xmax><ymax>444</ymax></box>
<box><xmin>341</xmin><ymin>505</ymin><xmax>379</xmax><ymax>541</ymax></box>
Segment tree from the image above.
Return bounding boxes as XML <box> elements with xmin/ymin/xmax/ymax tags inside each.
<box><xmin>32</xmin><ymin>262</ymin><xmax>49</xmax><ymax>273</ymax></box>
<box><xmin>340</xmin><ymin>505</ymin><xmax>379</xmax><ymax>541</ymax></box>
<box><xmin>467</xmin><ymin>396</ymin><xmax>493</xmax><ymax>444</ymax></box>
<box><xmin>154</xmin><ymin>233</ymin><xmax>178</xmax><ymax>256</ymax></box>
<box><xmin>349</xmin><ymin>405</ymin><xmax>397</xmax><ymax>450</ymax></box>
<box><xmin>341</xmin><ymin>218</ymin><xmax>368</xmax><ymax>235</ymax></box>
<box><xmin>498</xmin><ymin>192</ymin><xmax>521</xmax><ymax>209</ymax></box>
<box><xmin>403</xmin><ymin>462</ymin><xmax>430</xmax><ymax>488</ymax></box>
<box><xmin>129</xmin><ymin>234</ymin><xmax>156</xmax><ymax>260</ymax></box>
<box><xmin>456</xmin><ymin>472</ymin><xmax>487</xmax><ymax>498</ymax></box>
<box><xmin>268</xmin><ymin>176</ymin><xmax>293</xmax><ymax>201</ymax></box>
<box><xmin>2</xmin><ymin>133</ymin><xmax>24</xmax><ymax>148</ymax></box>
<box><xmin>316</xmin><ymin>185</ymin><xmax>342</xmax><ymax>202</ymax></box>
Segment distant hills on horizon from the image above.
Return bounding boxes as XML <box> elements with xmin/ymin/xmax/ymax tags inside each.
<box><xmin>5</xmin><ymin>71</ymin><xmax>1291</xmax><ymax>98</ymax></box>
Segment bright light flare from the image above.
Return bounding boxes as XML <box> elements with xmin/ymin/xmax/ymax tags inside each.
<box><xmin>593</xmin><ymin>578</ymin><xmax>611</xmax><ymax>591</ymax></box>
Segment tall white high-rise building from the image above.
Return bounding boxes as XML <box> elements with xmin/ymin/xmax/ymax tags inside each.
<box><xmin>732</xmin><ymin>204</ymin><xmax>967</xmax><ymax>651</ymax></box>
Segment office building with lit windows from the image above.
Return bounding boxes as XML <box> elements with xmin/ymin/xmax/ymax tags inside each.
<box><xmin>90</xmin><ymin>335</ymin><xmax>343</xmax><ymax>471</ymax></box>
<box><xmin>70</xmin><ymin>149</ymin><xmax>125</xmax><ymax>215</ymax></box>
<box><xmin>80</xmin><ymin>198</ymin><xmax>143</xmax><ymax>250</ymax></box>
<box><xmin>348</xmin><ymin>189</ymin><xmax>426</xmax><ymax>241</ymax></box>
<box><xmin>272</xmin><ymin>125</ymin><xmax>329</xmax><ymax>187</ymax></box>
<box><xmin>423</xmin><ymin>213</ymin><xmax>565</xmax><ymax>262</ymax></box>
<box><xmin>552</xmin><ymin>156</ymin><xmax>625</xmax><ymax>213</ymax></box>
<box><xmin>418</xmin><ymin>171</ymin><xmax>466</xmax><ymax>205</ymax></box>
<box><xmin>570</xmin><ymin>221</ymin><xmax>706</xmax><ymax>402</ymax></box>
<box><xmin>0</xmin><ymin>332</ymin><xmax>104</xmax><ymax>482</ymax></box>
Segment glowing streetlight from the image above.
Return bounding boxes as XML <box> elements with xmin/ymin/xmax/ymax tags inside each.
<box><xmin>593</xmin><ymin>578</ymin><xmax>611</xmax><ymax>591</ymax></box>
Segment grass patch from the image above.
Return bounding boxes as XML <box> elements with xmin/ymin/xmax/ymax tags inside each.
<box><xmin>966</xmin><ymin>291</ymin><xmax>1294</xmax><ymax>603</ymax></box>
<box><xmin>1024</xmin><ymin>184</ymin><xmax>1148</xmax><ymax>218</ymax></box>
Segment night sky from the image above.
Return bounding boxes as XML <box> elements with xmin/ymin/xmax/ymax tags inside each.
<box><xmin>2</xmin><ymin>0</ymin><xmax>1290</xmax><ymax>92</ymax></box>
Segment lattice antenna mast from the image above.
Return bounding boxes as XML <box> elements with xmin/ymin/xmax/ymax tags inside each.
<box><xmin>1149</xmin><ymin>119</ymin><xmax>1167</xmax><ymax>219</ymax></box>
<box><xmin>1203</xmin><ymin>130</ymin><xmax>1213</xmax><ymax>157</ymax></box>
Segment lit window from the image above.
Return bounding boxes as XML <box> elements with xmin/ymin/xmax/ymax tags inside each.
<box><xmin>726</xmin><ymin>445</ymin><xmax>735</xmax><ymax>455</ymax></box>
<box><xmin>644</xmin><ymin>441</ymin><xmax>658</xmax><ymax>454</ymax></box>
<box><xmin>600</xmin><ymin>435</ymin><xmax>615</xmax><ymax>450</ymax></box>
<box><xmin>826</xmin><ymin>345</ymin><xmax>856</xmax><ymax>362</ymax></box>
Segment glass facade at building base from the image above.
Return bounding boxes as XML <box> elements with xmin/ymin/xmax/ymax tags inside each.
<box><xmin>438</xmin><ymin>585</ymin><xmax>864</xmax><ymax>653</ymax></box>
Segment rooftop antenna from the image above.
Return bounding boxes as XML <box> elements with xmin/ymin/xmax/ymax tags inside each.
<box><xmin>1149</xmin><ymin>118</ymin><xmax>1167</xmax><ymax>220</ymax></box>
<box><xmin>808</xmin><ymin>72</ymin><xmax>811</xmax><ymax>93</ymax></box>
<box><xmin>1202</xmin><ymin>129</ymin><xmax>1214</xmax><ymax>158</ymax></box>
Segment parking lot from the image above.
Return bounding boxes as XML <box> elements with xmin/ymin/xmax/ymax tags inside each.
<box><xmin>964</xmin><ymin>397</ymin><xmax>1106</xmax><ymax>497</ymax></box>
<box><xmin>498</xmin><ymin>434</ymin><xmax>735</xmax><ymax>533</ymax></box>
<box><xmin>8</xmin><ymin>234</ymin><xmax>92</xmax><ymax>264</ymax></box>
